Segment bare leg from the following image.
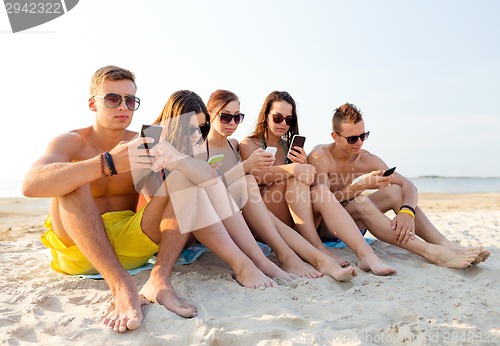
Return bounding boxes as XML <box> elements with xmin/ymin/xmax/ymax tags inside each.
<box><xmin>311</xmin><ymin>184</ymin><xmax>396</xmax><ymax>276</ymax></box>
<box><xmin>200</xmin><ymin>179</ymin><xmax>294</xmax><ymax>281</ymax></box>
<box><xmin>50</xmin><ymin>186</ymin><xmax>142</xmax><ymax>333</ymax></box>
<box><xmin>367</xmin><ymin>186</ymin><xmax>487</xmax><ymax>265</ymax></box>
<box><xmin>161</xmin><ymin>174</ymin><xmax>278</xmax><ymax>289</ymax></box>
<box><xmin>269</xmin><ymin>212</ymin><xmax>357</xmax><ymax>281</ymax></box>
<box><xmin>346</xmin><ymin>193</ymin><xmax>480</xmax><ymax>269</ymax></box>
<box><xmin>193</xmin><ymin>187</ymin><xmax>278</xmax><ymax>288</ymax></box>
<box><xmin>263</xmin><ymin>177</ymin><xmax>349</xmax><ymax>266</ymax></box>
<box><xmin>139</xmin><ymin>195</ymin><xmax>197</xmax><ymax>318</ymax></box>
<box><xmin>238</xmin><ymin>176</ymin><xmax>322</xmax><ymax>278</ymax></box>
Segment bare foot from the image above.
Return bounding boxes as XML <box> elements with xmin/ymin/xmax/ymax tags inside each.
<box><xmin>357</xmin><ymin>254</ymin><xmax>397</xmax><ymax>276</ymax></box>
<box><xmin>233</xmin><ymin>263</ymin><xmax>278</xmax><ymax>288</ymax></box>
<box><xmin>139</xmin><ymin>272</ymin><xmax>197</xmax><ymax>318</ymax></box>
<box><xmin>279</xmin><ymin>254</ymin><xmax>323</xmax><ymax>279</ymax></box>
<box><xmin>253</xmin><ymin>257</ymin><xmax>297</xmax><ymax>282</ymax></box>
<box><xmin>425</xmin><ymin>244</ymin><xmax>480</xmax><ymax>269</ymax></box>
<box><xmin>316</xmin><ymin>257</ymin><xmax>357</xmax><ymax>282</ymax></box>
<box><xmin>445</xmin><ymin>243</ymin><xmax>491</xmax><ymax>266</ymax></box>
<box><xmin>102</xmin><ymin>277</ymin><xmax>143</xmax><ymax>333</ymax></box>
<box><xmin>471</xmin><ymin>249</ymin><xmax>491</xmax><ymax>265</ymax></box>
<box><xmin>318</xmin><ymin>245</ymin><xmax>349</xmax><ymax>267</ymax></box>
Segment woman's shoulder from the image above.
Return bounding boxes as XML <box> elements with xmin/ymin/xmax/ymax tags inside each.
<box><xmin>228</xmin><ymin>137</ymin><xmax>239</xmax><ymax>151</ymax></box>
<box><xmin>239</xmin><ymin>136</ymin><xmax>261</xmax><ymax>148</ymax></box>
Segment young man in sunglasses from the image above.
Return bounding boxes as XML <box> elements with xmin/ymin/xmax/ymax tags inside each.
<box><xmin>308</xmin><ymin>103</ymin><xmax>490</xmax><ymax>269</ymax></box>
<box><xmin>22</xmin><ymin>65</ymin><xmax>216</xmax><ymax>333</ymax></box>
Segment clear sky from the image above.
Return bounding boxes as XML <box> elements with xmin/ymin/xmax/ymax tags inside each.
<box><xmin>1</xmin><ymin>0</ymin><xmax>499</xmax><ymax>181</ymax></box>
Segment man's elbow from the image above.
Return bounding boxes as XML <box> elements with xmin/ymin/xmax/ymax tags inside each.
<box><xmin>21</xmin><ymin>178</ymin><xmax>37</xmax><ymax>197</ymax></box>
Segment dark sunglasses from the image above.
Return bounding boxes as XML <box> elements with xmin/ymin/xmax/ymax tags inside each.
<box><xmin>270</xmin><ymin>113</ymin><xmax>293</xmax><ymax>126</ymax></box>
<box><xmin>219</xmin><ymin>113</ymin><xmax>244</xmax><ymax>124</ymax></box>
<box><xmin>93</xmin><ymin>93</ymin><xmax>141</xmax><ymax>111</ymax></box>
<box><xmin>336</xmin><ymin>131</ymin><xmax>370</xmax><ymax>144</ymax></box>
<box><xmin>189</xmin><ymin>126</ymin><xmax>201</xmax><ymax>135</ymax></box>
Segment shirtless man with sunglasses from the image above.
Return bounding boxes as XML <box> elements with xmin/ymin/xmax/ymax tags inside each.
<box><xmin>22</xmin><ymin>66</ymin><xmax>215</xmax><ymax>333</ymax></box>
<box><xmin>308</xmin><ymin>102</ymin><xmax>490</xmax><ymax>269</ymax></box>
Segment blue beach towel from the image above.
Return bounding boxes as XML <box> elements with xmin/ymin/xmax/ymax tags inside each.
<box><xmin>78</xmin><ymin>241</ymin><xmax>272</xmax><ymax>280</ymax></box>
<box><xmin>322</xmin><ymin>228</ymin><xmax>376</xmax><ymax>249</ymax></box>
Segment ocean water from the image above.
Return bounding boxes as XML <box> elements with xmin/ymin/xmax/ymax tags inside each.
<box><xmin>409</xmin><ymin>177</ymin><xmax>500</xmax><ymax>194</ymax></box>
<box><xmin>1</xmin><ymin>178</ymin><xmax>500</xmax><ymax>198</ymax></box>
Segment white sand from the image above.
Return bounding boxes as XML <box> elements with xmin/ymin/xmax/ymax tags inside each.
<box><xmin>1</xmin><ymin>195</ymin><xmax>499</xmax><ymax>345</ymax></box>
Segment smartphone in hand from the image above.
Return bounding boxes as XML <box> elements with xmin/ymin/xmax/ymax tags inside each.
<box><xmin>286</xmin><ymin>135</ymin><xmax>306</xmax><ymax>164</ymax></box>
<box><xmin>265</xmin><ymin>146</ymin><xmax>277</xmax><ymax>156</ymax></box>
<box><xmin>138</xmin><ymin>125</ymin><xmax>163</xmax><ymax>150</ymax></box>
<box><xmin>383</xmin><ymin>167</ymin><xmax>396</xmax><ymax>176</ymax></box>
<box><xmin>208</xmin><ymin>154</ymin><xmax>224</xmax><ymax>165</ymax></box>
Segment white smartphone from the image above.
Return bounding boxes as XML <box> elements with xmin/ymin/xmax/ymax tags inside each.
<box><xmin>265</xmin><ymin>146</ymin><xmax>277</xmax><ymax>156</ymax></box>
<box><xmin>208</xmin><ymin>154</ymin><xmax>224</xmax><ymax>165</ymax></box>
<box><xmin>286</xmin><ymin>135</ymin><xmax>306</xmax><ymax>163</ymax></box>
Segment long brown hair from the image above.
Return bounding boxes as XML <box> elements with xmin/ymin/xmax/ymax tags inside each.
<box><xmin>153</xmin><ymin>90</ymin><xmax>209</xmax><ymax>156</ymax></box>
<box><xmin>249</xmin><ymin>91</ymin><xmax>299</xmax><ymax>148</ymax></box>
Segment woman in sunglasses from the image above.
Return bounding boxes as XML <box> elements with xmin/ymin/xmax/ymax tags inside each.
<box><xmin>202</xmin><ymin>89</ymin><xmax>358</xmax><ymax>281</ymax></box>
<box><xmin>240</xmin><ymin>91</ymin><xmax>396</xmax><ymax>275</ymax></box>
<box><xmin>149</xmin><ymin>90</ymin><xmax>294</xmax><ymax>289</ymax></box>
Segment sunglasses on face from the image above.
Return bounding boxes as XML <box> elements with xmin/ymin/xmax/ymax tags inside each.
<box><xmin>270</xmin><ymin>113</ymin><xmax>293</xmax><ymax>126</ymax></box>
<box><xmin>93</xmin><ymin>93</ymin><xmax>141</xmax><ymax>111</ymax></box>
<box><xmin>219</xmin><ymin>113</ymin><xmax>245</xmax><ymax>124</ymax></box>
<box><xmin>189</xmin><ymin>126</ymin><xmax>201</xmax><ymax>136</ymax></box>
<box><xmin>336</xmin><ymin>131</ymin><xmax>370</xmax><ymax>144</ymax></box>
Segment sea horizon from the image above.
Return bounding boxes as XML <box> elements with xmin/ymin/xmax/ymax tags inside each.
<box><xmin>2</xmin><ymin>177</ymin><xmax>500</xmax><ymax>198</ymax></box>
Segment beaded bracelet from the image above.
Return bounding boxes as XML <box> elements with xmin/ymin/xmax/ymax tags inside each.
<box><xmin>99</xmin><ymin>153</ymin><xmax>108</xmax><ymax>177</ymax></box>
<box><xmin>400</xmin><ymin>204</ymin><xmax>416</xmax><ymax>215</ymax></box>
<box><xmin>398</xmin><ymin>209</ymin><xmax>415</xmax><ymax>218</ymax></box>
<box><xmin>103</xmin><ymin>152</ymin><xmax>118</xmax><ymax>176</ymax></box>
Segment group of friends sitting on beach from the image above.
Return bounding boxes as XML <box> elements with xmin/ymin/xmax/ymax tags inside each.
<box><xmin>22</xmin><ymin>65</ymin><xmax>490</xmax><ymax>333</ymax></box>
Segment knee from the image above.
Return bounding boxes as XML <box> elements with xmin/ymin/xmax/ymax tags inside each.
<box><xmin>310</xmin><ymin>184</ymin><xmax>333</xmax><ymax>202</ymax></box>
<box><xmin>59</xmin><ymin>184</ymin><xmax>91</xmax><ymax>202</ymax></box>
<box><xmin>382</xmin><ymin>184</ymin><xmax>403</xmax><ymax>206</ymax></box>
<box><xmin>348</xmin><ymin>195</ymin><xmax>375</xmax><ymax>217</ymax></box>
<box><xmin>245</xmin><ymin>174</ymin><xmax>258</xmax><ymax>187</ymax></box>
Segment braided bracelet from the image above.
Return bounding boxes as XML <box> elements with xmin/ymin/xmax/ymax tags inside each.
<box><xmin>99</xmin><ymin>153</ymin><xmax>108</xmax><ymax>177</ymax></box>
<box><xmin>400</xmin><ymin>204</ymin><xmax>416</xmax><ymax>215</ymax></box>
<box><xmin>103</xmin><ymin>152</ymin><xmax>118</xmax><ymax>176</ymax></box>
<box><xmin>398</xmin><ymin>209</ymin><xmax>415</xmax><ymax>218</ymax></box>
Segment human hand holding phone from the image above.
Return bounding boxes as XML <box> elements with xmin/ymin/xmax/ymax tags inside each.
<box><xmin>138</xmin><ymin>124</ymin><xmax>163</xmax><ymax>150</ymax></box>
<box><xmin>208</xmin><ymin>154</ymin><xmax>224</xmax><ymax>168</ymax></box>
<box><xmin>244</xmin><ymin>148</ymin><xmax>275</xmax><ymax>172</ymax></box>
<box><xmin>265</xmin><ymin>146</ymin><xmax>277</xmax><ymax>156</ymax></box>
<box><xmin>286</xmin><ymin>135</ymin><xmax>306</xmax><ymax>164</ymax></box>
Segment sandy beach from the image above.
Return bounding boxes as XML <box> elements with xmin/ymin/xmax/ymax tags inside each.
<box><xmin>1</xmin><ymin>194</ymin><xmax>499</xmax><ymax>345</ymax></box>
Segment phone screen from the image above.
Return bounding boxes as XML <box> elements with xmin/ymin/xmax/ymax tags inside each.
<box><xmin>139</xmin><ymin>125</ymin><xmax>163</xmax><ymax>150</ymax></box>
<box><xmin>286</xmin><ymin>135</ymin><xmax>306</xmax><ymax>163</ymax></box>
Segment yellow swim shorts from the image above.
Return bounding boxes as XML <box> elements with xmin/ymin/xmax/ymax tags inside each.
<box><xmin>40</xmin><ymin>206</ymin><xmax>159</xmax><ymax>275</ymax></box>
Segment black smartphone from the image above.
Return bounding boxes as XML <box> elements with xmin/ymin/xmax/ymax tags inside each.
<box><xmin>286</xmin><ymin>135</ymin><xmax>306</xmax><ymax>164</ymax></box>
<box><xmin>138</xmin><ymin>124</ymin><xmax>163</xmax><ymax>150</ymax></box>
<box><xmin>383</xmin><ymin>167</ymin><xmax>396</xmax><ymax>176</ymax></box>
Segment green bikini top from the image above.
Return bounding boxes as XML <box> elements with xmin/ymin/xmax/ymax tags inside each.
<box><xmin>260</xmin><ymin>136</ymin><xmax>287</xmax><ymax>155</ymax></box>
